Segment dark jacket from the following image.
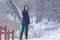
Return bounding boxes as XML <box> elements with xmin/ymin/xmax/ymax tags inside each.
<box><xmin>22</xmin><ymin>10</ymin><xmax>30</xmax><ymax>24</ymax></box>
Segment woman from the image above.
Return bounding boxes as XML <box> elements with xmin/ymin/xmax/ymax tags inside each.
<box><xmin>20</xmin><ymin>5</ymin><xmax>30</xmax><ymax>40</ymax></box>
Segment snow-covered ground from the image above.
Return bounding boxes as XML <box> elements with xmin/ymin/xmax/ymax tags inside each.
<box><xmin>2</xmin><ymin>32</ymin><xmax>60</xmax><ymax>40</ymax></box>
<box><xmin>0</xmin><ymin>0</ymin><xmax>60</xmax><ymax>40</ymax></box>
<box><xmin>14</xmin><ymin>17</ymin><xmax>60</xmax><ymax>40</ymax></box>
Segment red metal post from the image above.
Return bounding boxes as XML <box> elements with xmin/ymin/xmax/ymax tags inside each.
<box><xmin>7</xmin><ymin>30</ymin><xmax>9</xmax><ymax>40</ymax></box>
<box><xmin>0</xmin><ymin>26</ymin><xmax>14</xmax><ymax>40</ymax></box>
<box><xmin>12</xmin><ymin>30</ymin><xmax>14</xmax><ymax>40</ymax></box>
<box><xmin>0</xmin><ymin>26</ymin><xmax>1</xmax><ymax>40</ymax></box>
<box><xmin>5</xmin><ymin>26</ymin><xmax>7</xmax><ymax>40</ymax></box>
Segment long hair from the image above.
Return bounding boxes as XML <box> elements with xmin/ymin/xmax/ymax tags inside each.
<box><xmin>24</xmin><ymin>5</ymin><xmax>29</xmax><ymax>11</ymax></box>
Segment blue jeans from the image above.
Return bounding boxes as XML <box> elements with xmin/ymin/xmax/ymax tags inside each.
<box><xmin>20</xmin><ymin>19</ymin><xmax>28</xmax><ymax>40</ymax></box>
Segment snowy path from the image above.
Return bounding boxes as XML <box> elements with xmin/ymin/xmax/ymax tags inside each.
<box><xmin>2</xmin><ymin>32</ymin><xmax>60</xmax><ymax>40</ymax></box>
<box><xmin>17</xmin><ymin>33</ymin><xmax>60</xmax><ymax>40</ymax></box>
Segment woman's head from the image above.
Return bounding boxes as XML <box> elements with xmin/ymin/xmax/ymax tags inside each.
<box><xmin>24</xmin><ymin>5</ymin><xmax>28</xmax><ymax>11</ymax></box>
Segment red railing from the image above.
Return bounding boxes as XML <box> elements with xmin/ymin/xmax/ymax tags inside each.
<box><xmin>0</xmin><ymin>26</ymin><xmax>14</xmax><ymax>40</ymax></box>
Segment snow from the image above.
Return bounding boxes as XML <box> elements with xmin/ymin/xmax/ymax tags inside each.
<box><xmin>0</xmin><ymin>0</ymin><xmax>60</xmax><ymax>40</ymax></box>
<box><xmin>31</xmin><ymin>33</ymin><xmax>60</xmax><ymax>40</ymax></box>
<box><xmin>1</xmin><ymin>32</ymin><xmax>60</xmax><ymax>40</ymax></box>
<box><xmin>2</xmin><ymin>32</ymin><xmax>60</xmax><ymax>40</ymax></box>
<box><xmin>14</xmin><ymin>17</ymin><xmax>60</xmax><ymax>39</ymax></box>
